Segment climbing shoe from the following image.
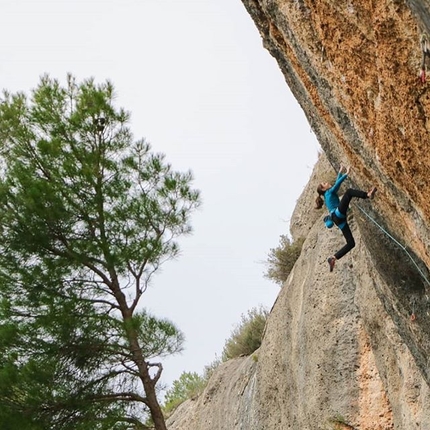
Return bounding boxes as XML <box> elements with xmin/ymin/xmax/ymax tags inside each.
<box><xmin>328</xmin><ymin>257</ymin><xmax>336</xmax><ymax>272</ymax></box>
<box><xmin>367</xmin><ymin>187</ymin><xmax>377</xmax><ymax>199</ymax></box>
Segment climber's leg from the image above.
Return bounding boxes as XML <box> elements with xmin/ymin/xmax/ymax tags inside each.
<box><xmin>334</xmin><ymin>223</ymin><xmax>355</xmax><ymax>260</ymax></box>
<box><xmin>337</xmin><ymin>189</ymin><xmax>368</xmax><ymax>216</ymax></box>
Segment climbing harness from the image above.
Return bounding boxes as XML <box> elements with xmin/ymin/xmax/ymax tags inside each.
<box><xmin>420</xmin><ymin>33</ymin><xmax>430</xmax><ymax>83</ymax></box>
<box><xmin>324</xmin><ymin>208</ymin><xmax>347</xmax><ymax>229</ymax></box>
<box><xmin>355</xmin><ymin>203</ymin><xmax>430</xmax><ymax>321</ymax></box>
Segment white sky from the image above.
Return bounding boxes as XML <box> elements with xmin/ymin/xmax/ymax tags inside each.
<box><xmin>1</xmin><ymin>0</ymin><xmax>319</xmax><ymax>391</ymax></box>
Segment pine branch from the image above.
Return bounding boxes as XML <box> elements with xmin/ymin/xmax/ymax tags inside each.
<box><xmin>91</xmin><ymin>392</ymin><xmax>148</xmax><ymax>406</ymax></box>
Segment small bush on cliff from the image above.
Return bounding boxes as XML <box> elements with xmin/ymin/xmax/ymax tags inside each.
<box><xmin>203</xmin><ymin>355</ymin><xmax>222</xmax><ymax>380</ymax></box>
<box><xmin>329</xmin><ymin>414</ymin><xmax>354</xmax><ymax>429</ymax></box>
<box><xmin>163</xmin><ymin>371</ymin><xmax>206</xmax><ymax>414</ymax></box>
<box><xmin>222</xmin><ymin>306</ymin><xmax>268</xmax><ymax>360</ymax></box>
<box><xmin>162</xmin><ymin>356</ymin><xmax>223</xmax><ymax>414</ymax></box>
<box><xmin>163</xmin><ymin>308</ymin><xmax>268</xmax><ymax>413</ymax></box>
<box><xmin>264</xmin><ymin>235</ymin><xmax>305</xmax><ymax>285</ymax></box>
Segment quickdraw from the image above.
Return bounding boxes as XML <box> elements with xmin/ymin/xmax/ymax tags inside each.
<box><xmin>420</xmin><ymin>33</ymin><xmax>430</xmax><ymax>83</ymax></box>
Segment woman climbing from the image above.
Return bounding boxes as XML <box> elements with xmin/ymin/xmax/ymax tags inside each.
<box><xmin>315</xmin><ymin>165</ymin><xmax>377</xmax><ymax>272</ymax></box>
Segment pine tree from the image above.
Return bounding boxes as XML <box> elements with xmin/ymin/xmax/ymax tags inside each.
<box><xmin>0</xmin><ymin>74</ymin><xmax>201</xmax><ymax>430</ymax></box>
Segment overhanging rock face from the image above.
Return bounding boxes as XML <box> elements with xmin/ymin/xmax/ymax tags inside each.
<box><xmin>240</xmin><ymin>0</ymin><xmax>430</xmax><ymax>405</ymax></box>
<box><xmin>167</xmin><ymin>2</ymin><xmax>430</xmax><ymax>429</ymax></box>
<box><xmin>167</xmin><ymin>154</ymin><xmax>430</xmax><ymax>429</ymax></box>
<box><xmin>242</xmin><ymin>0</ymin><xmax>430</xmax><ymax>264</ymax></box>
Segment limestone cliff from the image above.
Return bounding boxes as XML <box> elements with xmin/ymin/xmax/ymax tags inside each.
<box><xmin>167</xmin><ymin>1</ymin><xmax>430</xmax><ymax>429</ymax></box>
<box><xmin>167</xmin><ymin>154</ymin><xmax>430</xmax><ymax>429</ymax></box>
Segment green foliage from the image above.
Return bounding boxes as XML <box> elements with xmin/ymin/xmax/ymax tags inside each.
<box><xmin>222</xmin><ymin>306</ymin><xmax>268</xmax><ymax>361</ymax></box>
<box><xmin>126</xmin><ymin>311</ymin><xmax>185</xmax><ymax>359</ymax></box>
<box><xmin>264</xmin><ymin>235</ymin><xmax>305</xmax><ymax>285</ymax></box>
<box><xmin>161</xmin><ymin>307</ymin><xmax>268</xmax><ymax>413</ymax></box>
<box><xmin>328</xmin><ymin>414</ymin><xmax>354</xmax><ymax>430</ymax></box>
<box><xmin>0</xmin><ymin>74</ymin><xmax>200</xmax><ymax>429</ymax></box>
<box><xmin>0</xmin><ymin>276</ymin><xmax>182</xmax><ymax>429</ymax></box>
<box><xmin>163</xmin><ymin>372</ymin><xmax>206</xmax><ymax>414</ymax></box>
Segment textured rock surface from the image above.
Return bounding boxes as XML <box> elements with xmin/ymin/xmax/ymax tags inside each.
<box><xmin>167</xmin><ymin>1</ymin><xmax>430</xmax><ymax>429</ymax></box>
<box><xmin>241</xmin><ymin>0</ymin><xmax>430</xmax><ymax>269</ymax></box>
<box><xmin>167</xmin><ymin>155</ymin><xmax>430</xmax><ymax>429</ymax></box>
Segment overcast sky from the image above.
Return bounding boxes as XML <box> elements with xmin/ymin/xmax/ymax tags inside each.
<box><xmin>1</xmin><ymin>0</ymin><xmax>319</xmax><ymax>391</ymax></box>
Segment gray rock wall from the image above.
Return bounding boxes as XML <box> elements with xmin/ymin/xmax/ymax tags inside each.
<box><xmin>168</xmin><ymin>0</ymin><xmax>430</xmax><ymax>426</ymax></box>
<box><xmin>167</xmin><ymin>154</ymin><xmax>430</xmax><ymax>429</ymax></box>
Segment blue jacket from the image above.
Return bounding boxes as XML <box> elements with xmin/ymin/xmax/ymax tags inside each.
<box><xmin>325</xmin><ymin>173</ymin><xmax>348</xmax><ymax>229</ymax></box>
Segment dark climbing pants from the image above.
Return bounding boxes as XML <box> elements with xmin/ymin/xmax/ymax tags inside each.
<box><xmin>334</xmin><ymin>223</ymin><xmax>355</xmax><ymax>260</ymax></box>
<box><xmin>333</xmin><ymin>188</ymin><xmax>368</xmax><ymax>260</ymax></box>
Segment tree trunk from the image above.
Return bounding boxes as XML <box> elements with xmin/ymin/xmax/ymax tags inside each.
<box><xmin>119</xmin><ymin>299</ymin><xmax>166</xmax><ymax>430</ymax></box>
<box><xmin>113</xmin><ymin>279</ymin><xmax>167</xmax><ymax>430</ymax></box>
<box><xmin>129</xmin><ymin>332</ymin><xmax>167</xmax><ymax>430</ymax></box>
<box><xmin>142</xmin><ymin>374</ymin><xmax>167</xmax><ymax>430</ymax></box>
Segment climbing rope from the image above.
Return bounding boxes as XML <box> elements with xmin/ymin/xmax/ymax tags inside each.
<box><xmin>354</xmin><ymin>203</ymin><xmax>430</xmax><ymax>288</ymax></box>
<box><xmin>355</xmin><ymin>203</ymin><xmax>430</xmax><ymax>321</ymax></box>
<box><xmin>326</xmin><ymin>164</ymin><xmax>430</xmax><ymax>320</ymax></box>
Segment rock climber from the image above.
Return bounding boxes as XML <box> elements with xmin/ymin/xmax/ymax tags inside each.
<box><xmin>315</xmin><ymin>165</ymin><xmax>377</xmax><ymax>272</ymax></box>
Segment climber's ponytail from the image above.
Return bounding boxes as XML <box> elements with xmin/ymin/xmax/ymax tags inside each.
<box><xmin>315</xmin><ymin>184</ymin><xmax>325</xmax><ymax>209</ymax></box>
